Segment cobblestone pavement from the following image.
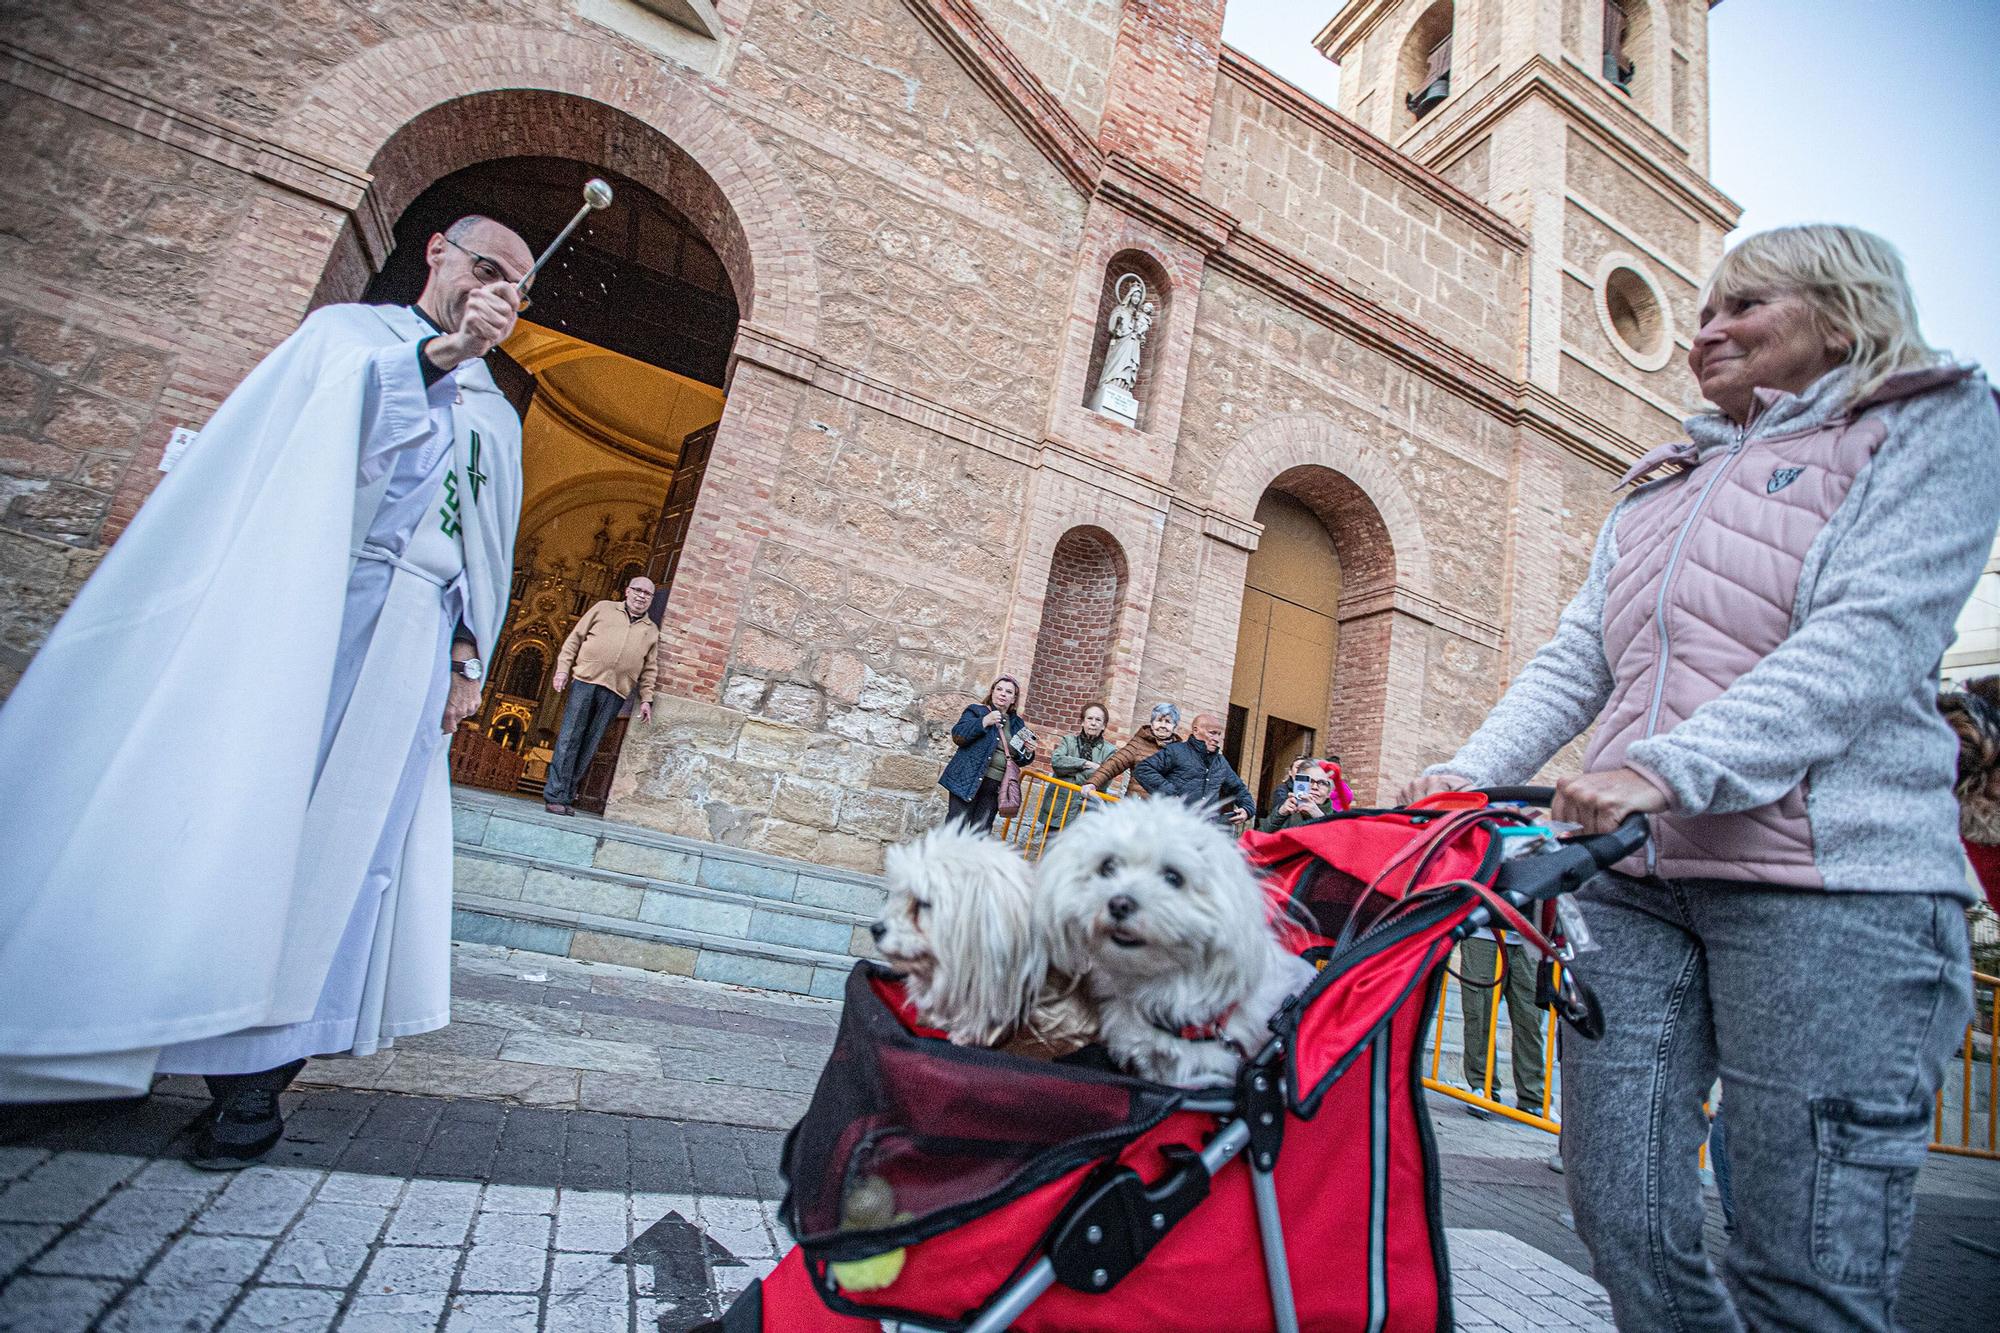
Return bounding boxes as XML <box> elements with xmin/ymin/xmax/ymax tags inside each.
<box><xmin>2</xmin><ymin>944</ymin><xmax>1993</xmax><ymax>1332</ymax></box>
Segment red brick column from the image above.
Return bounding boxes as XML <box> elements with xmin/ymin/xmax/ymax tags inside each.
<box><xmin>651</xmin><ymin>354</ymin><xmax>804</xmax><ymax>701</ymax></box>
<box><xmin>1097</xmin><ymin>0</ymin><xmax>1227</xmax><ymax>190</ymax></box>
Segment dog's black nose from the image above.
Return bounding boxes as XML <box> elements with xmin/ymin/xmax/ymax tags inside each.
<box><xmin>869</xmin><ymin>920</ymin><xmax>887</xmax><ymax>942</ymax></box>
<box><xmin>1107</xmin><ymin>894</ymin><xmax>1137</xmax><ymax>922</ymax></box>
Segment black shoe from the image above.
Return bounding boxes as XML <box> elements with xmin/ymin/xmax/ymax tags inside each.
<box><xmin>189</xmin><ymin>1085</ymin><xmax>286</xmax><ymax>1171</ymax></box>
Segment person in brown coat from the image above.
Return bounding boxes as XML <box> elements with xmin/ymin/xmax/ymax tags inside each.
<box><xmin>1082</xmin><ymin>702</ymin><xmax>1181</xmax><ymax>799</ymax></box>
<box><xmin>542</xmin><ymin>577</ymin><xmax>662</xmax><ymax>814</ymax></box>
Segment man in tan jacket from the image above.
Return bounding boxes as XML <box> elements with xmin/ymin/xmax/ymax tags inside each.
<box><xmin>543</xmin><ymin>577</ymin><xmax>662</xmax><ymax>814</ymax></box>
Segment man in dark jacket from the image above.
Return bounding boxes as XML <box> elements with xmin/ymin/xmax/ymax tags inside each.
<box><xmin>1134</xmin><ymin>713</ymin><xmax>1254</xmax><ymax>828</ymax></box>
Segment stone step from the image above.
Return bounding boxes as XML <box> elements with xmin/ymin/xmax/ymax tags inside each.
<box><xmin>454</xmin><ymin>844</ymin><xmax>876</xmax><ymax>957</ymax></box>
<box><xmin>452</xmin><ymin>893</ymin><xmax>858</xmax><ymax>1000</ymax></box>
<box><xmin>448</xmin><ymin>790</ymin><xmax>886</xmax><ymax>997</ymax></box>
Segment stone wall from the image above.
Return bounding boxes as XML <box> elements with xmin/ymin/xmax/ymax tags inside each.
<box><xmin>1202</xmin><ymin>66</ymin><xmax>1523</xmax><ymax>374</ymax></box>
<box><xmin>971</xmin><ymin>0</ymin><xmax>1121</xmax><ymax>136</ymax></box>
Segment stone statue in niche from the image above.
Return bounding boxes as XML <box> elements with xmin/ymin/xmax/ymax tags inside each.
<box><xmin>1088</xmin><ymin>273</ymin><xmax>1156</xmax><ymax>426</ymax></box>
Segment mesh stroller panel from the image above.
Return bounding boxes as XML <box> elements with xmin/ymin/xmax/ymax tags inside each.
<box><xmin>784</xmin><ymin>968</ymin><xmax>1184</xmax><ymax>1261</ymax></box>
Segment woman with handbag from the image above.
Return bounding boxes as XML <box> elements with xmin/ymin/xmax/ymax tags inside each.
<box><xmin>939</xmin><ymin>675</ymin><xmax>1038</xmax><ymax>832</ymax></box>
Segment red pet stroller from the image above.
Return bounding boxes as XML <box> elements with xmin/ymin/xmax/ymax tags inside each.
<box><xmin>706</xmin><ymin>788</ymin><xmax>1643</xmax><ymax>1333</ymax></box>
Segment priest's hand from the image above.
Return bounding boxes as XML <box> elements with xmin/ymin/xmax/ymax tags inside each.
<box><xmin>425</xmin><ymin>282</ymin><xmax>520</xmax><ymax>370</ymax></box>
<box><xmin>442</xmin><ymin>675</ymin><xmax>482</xmax><ymax>735</ymax></box>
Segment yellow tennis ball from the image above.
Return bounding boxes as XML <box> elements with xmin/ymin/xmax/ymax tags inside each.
<box><xmin>830</xmin><ymin>1247</ymin><xmax>906</xmax><ymax>1292</ymax></box>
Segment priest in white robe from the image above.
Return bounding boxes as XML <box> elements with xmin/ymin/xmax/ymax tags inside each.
<box><xmin>0</xmin><ymin>216</ymin><xmax>532</xmax><ymax>1166</ymax></box>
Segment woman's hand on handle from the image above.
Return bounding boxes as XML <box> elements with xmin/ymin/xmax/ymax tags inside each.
<box><xmin>1399</xmin><ymin>771</ymin><xmax>1473</xmax><ymax>805</ymax></box>
<box><xmin>1553</xmin><ymin>768</ymin><xmax>1670</xmax><ymax>835</ymax></box>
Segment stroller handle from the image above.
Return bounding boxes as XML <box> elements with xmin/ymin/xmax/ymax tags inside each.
<box><xmin>1475</xmin><ymin>786</ymin><xmax>1648</xmax><ymax>902</ymax></box>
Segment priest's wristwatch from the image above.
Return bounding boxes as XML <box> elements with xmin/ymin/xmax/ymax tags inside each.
<box><xmin>451</xmin><ymin>657</ymin><xmax>485</xmax><ymax>682</ymax></box>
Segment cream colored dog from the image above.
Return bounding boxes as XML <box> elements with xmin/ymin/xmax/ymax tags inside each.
<box><xmin>1037</xmin><ymin>798</ymin><xmax>1314</xmax><ymax>1087</ymax></box>
<box><xmin>871</xmin><ymin>822</ymin><xmax>1097</xmax><ymax>1058</ymax></box>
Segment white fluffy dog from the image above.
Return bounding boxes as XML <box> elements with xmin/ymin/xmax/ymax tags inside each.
<box><xmin>872</xmin><ymin>822</ymin><xmax>1097</xmax><ymax>1058</ymax></box>
<box><xmin>1038</xmin><ymin>798</ymin><xmax>1316</xmax><ymax>1087</ymax></box>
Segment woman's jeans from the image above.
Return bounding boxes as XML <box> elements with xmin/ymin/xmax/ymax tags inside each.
<box><xmin>1560</xmin><ymin>873</ymin><xmax>1970</xmax><ymax>1332</ymax></box>
<box><xmin>946</xmin><ymin>777</ymin><xmax>1002</xmax><ymax>833</ymax></box>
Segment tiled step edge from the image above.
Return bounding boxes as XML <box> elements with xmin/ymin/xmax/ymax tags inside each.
<box><xmin>452</xmin><ymin>893</ymin><xmax>858</xmax><ymax>1000</ymax></box>
<box><xmin>458</xmin><ymin>842</ymin><xmax>880</xmax><ymax>931</ymax></box>
<box><xmin>450</xmin><ymin>793</ymin><xmax>885</xmax><ymax>895</ymax></box>
<box><xmin>452</xmin><ymin>801</ymin><xmax>887</xmax><ymax>921</ymax></box>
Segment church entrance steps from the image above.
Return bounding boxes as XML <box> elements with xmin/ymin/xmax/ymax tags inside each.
<box><xmin>449</xmin><ymin>790</ymin><xmax>886</xmax><ymax>998</ymax></box>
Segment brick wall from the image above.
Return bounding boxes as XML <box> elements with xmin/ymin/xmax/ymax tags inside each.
<box><xmin>1026</xmin><ymin>526</ymin><xmax>1124</xmax><ymax>734</ymax></box>
<box><xmin>1097</xmin><ymin>0</ymin><xmax>1227</xmax><ymax>189</ymax></box>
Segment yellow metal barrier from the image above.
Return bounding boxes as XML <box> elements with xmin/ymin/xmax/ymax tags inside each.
<box><xmin>1418</xmin><ymin>947</ymin><xmax>1996</xmax><ymax>1161</ymax></box>
<box><xmin>1932</xmin><ymin>968</ymin><xmax>1998</xmax><ymax>1159</ymax></box>
<box><xmin>996</xmin><ymin>771</ymin><xmax>1118</xmax><ymax>860</ymax></box>
<box><xmin>1423</xmin><ymin>937</ymin><xmax>1562</xmax><ymax>1135</ymax></box>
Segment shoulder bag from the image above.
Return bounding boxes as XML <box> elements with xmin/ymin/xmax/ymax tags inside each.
<box><xmin>995</xmin><ymin>713</ymin><xmax>1024</xmax><ymax>818</ymax></box>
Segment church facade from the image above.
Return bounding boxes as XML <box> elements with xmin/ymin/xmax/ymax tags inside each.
<box><xmin>0</xmin><ymin>0</ymin><xmax>1737</xmax><ymax>872</ymax></box>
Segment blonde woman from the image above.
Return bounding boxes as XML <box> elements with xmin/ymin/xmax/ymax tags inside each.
<box><xmin>1407</xmin><ymin>225</ymin><xmax>1999</xmax><ymax>1331</ymax></box>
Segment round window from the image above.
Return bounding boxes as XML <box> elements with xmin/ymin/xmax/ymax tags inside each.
<box><xmin>1602</xmin><ymin>265</ymin><xmax>1666</xmax><ymax>363</ymax></box>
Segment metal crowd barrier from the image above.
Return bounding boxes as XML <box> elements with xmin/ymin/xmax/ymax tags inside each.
<box><xmin>1423</xmin><ymin>936</ymin><xmax>1562</xmax><ymax>1133</ymax></box>
<box><xmin>996</xmin><ymin>771</ymin><xmax>1118</xmax><ymax>860</ymax></box>
<box><xmin>1933</xmin><ymin>968</ymin><xmax>1998</xmax><ymax>1159</ymax></box>
<box><xmin>1424</xmin><ymin>947</ymin><xmax>1996</xmax><ymax>1162</ymax></box>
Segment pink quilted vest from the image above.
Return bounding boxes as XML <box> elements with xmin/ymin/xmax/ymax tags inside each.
<box><xmin>1585</xmin><ymin>391</ymin><xmax>1898</xmax><ymax>884</ymax></box>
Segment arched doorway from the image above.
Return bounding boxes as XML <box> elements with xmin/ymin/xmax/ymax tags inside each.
<box><xmin>1225</xmin><ymin>491</ymin><xmax>1343</xmax><ymax>808</ymax></box>
<box><xmin>1026</xmin><ymin>526</ymin><xmax>1127</xmax><ymax>732</ymax></box>
<box><xmin>340</xmin><ymin>145</ymin><xmax>741</xmax><ymax>811</ymax></box>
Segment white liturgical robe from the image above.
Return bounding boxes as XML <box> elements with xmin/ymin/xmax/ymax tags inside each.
<box><xmin>0</xmin><ymin>304</ymin><xmax>522</xmax><ymax>1101</ymax></box>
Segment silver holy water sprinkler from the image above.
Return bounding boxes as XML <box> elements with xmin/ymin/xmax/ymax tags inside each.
<box><xmin>521</xmin><ymin>178</ymin><xmax>615</xmax><ymax>295</ymax></box>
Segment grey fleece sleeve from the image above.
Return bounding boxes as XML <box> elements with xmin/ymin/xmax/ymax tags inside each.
<box><xmin>1627</xmin><ymin>379</ymin><xmax>2000</xmax><ymax>815</ymax></box>
<box><xmin>1428</xmin><ymin>508</ymin><xmax>1621</xmax><ymax>785</ymax></box>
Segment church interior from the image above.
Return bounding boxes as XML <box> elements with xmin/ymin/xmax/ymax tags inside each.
<box><xmin>362</xmin><ymin>155</ymin><xmax>738</xmax><ymax>810</ymax></box>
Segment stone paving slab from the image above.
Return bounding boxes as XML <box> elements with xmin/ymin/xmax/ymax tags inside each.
<box><xmin>1</xmin><ymin>1132</ymin><xmax>1623</xmax><ymax>1333</ymax></box>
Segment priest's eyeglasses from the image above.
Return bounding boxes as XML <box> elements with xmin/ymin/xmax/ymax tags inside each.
<box><xmin>444</xmin><ymin>238</ymin><xmax>532</xmax><ymax>311</ymax></box>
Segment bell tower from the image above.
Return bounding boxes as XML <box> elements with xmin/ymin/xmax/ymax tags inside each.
<box><xmin>1317</xmin><ymin>1</ymin><xmax>1740</xmax><ymax>448</ymax></box>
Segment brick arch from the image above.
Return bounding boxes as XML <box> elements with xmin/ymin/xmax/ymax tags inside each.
<box><xmin>279</xmin><ymin>24</ymin><xmax>818</xmax><ymax>349</ymax></box>
<box><xmin>1204</xmin><ymin>414</ymin><xmax>1436</xmax><ymax>805</ymax></box>
<box><xmin>1025</xmin><ymin>526</ymin><xmax>1128</xmax><ymax>732</ymax></box>
<box><xmin>1208</xmin><ymin>413</ymin><xmax>1432</xmax><ymax>600</ymax></box>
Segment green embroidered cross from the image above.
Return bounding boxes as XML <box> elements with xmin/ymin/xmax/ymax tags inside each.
<box><xmin>468</xmin><ymin>430</ymin><xmax>486</xmax><ymax>506</ymax></box>
<box><xmin>439</xmin><ymin>470</ymin><xmax>461</xmax><ymax>538</ymax></box>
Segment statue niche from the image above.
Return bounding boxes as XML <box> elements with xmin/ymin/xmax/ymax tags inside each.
<box><xmin>1086</xmin><ymin>272</ymin><xmax>1157</xmax><ymax>427</ymax></box>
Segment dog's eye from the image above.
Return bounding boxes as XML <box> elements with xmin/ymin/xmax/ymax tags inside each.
<box><xmin>1162</xmin><ymin>866</ymin><xmax>1185</xmax><ymax>890</ymax></box>
<box><xmin>1096</xmin><ymin>855</ymin><xmax>1118</xmax><ymax>877</ymax></box>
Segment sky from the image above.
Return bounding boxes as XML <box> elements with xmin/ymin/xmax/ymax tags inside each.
<box><xmin>1219</xmin><ymin>0</ymin><xmax>1999</xmax><ymax>370</ymax></box>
